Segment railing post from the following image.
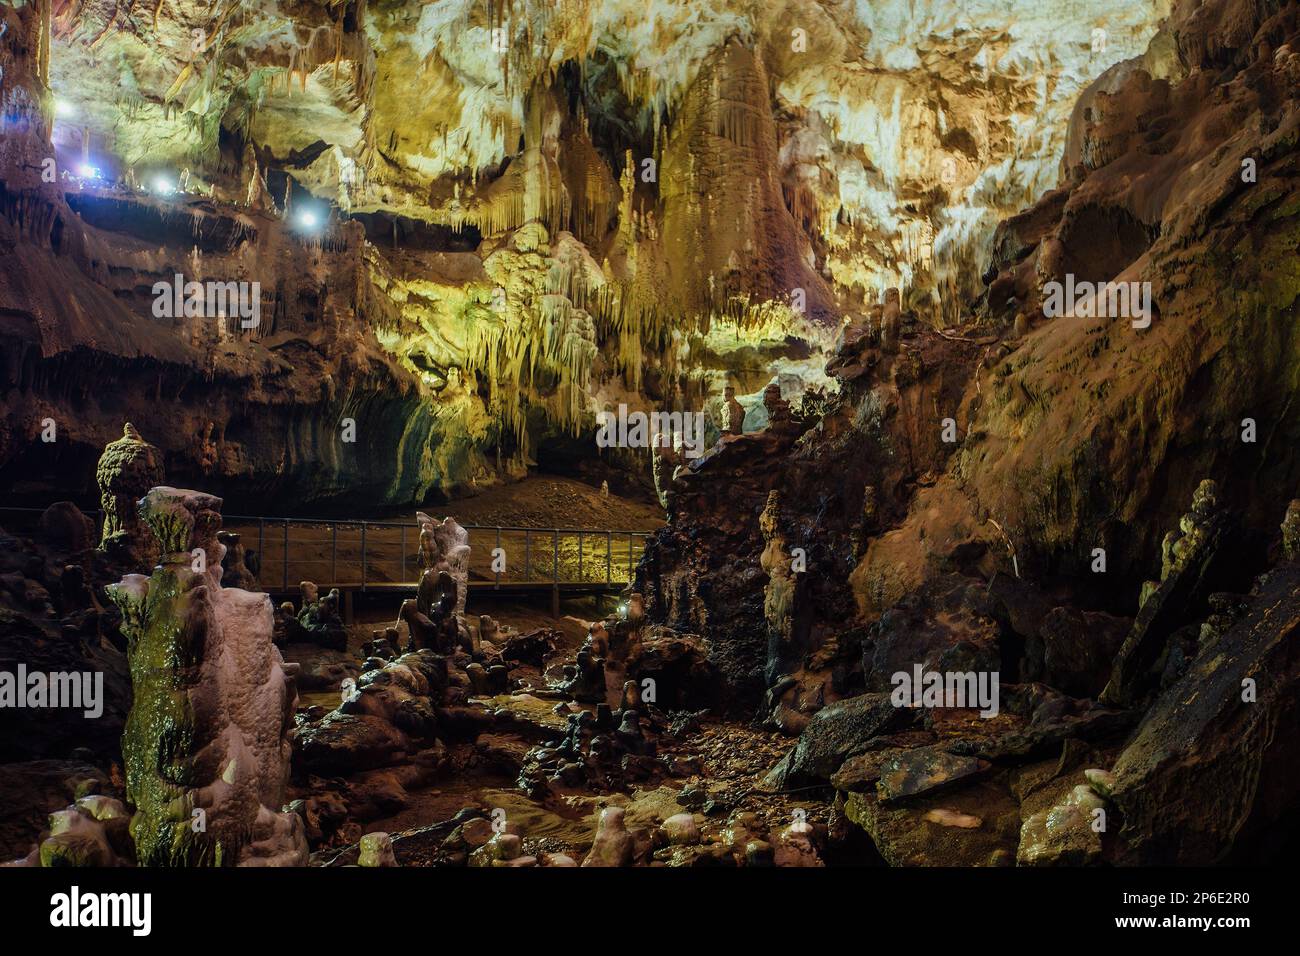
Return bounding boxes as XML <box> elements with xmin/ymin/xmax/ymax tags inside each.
<box><xmin>606</xmin><ymin>530</ymin><xmax>612</xmax><ymax>585</ymax></box>
<box><xmin>551</xmin><ymin>529</ymin><xmax>559</xmax><ymax>618</ymax></box>
<box><xmin>257</xmin><ymin>518</ymin><xmax>265</xmax><ymax>581</ymax></box>
<box><xmin>524</xmin><ymin>529</ymin><xmax>530</xmax><ymax>581</ymax></box>
<box><xmin>282</xmin><ymin>520</ymin><xmax>289</xmax><ymax>592</ymax></box>
<box><xmin>578</xmin><ymin>530</ymin><xmax>584</xmax><ymax>582</ymax></box>
<box><xmin>331</xmin><ymin>523</ymin><xmax>338</xmax><ymax>586</ymax></box>
<box><xmin>494</xmin><ymin>527</ymin><xmax>502</xmax><ymax>589</ymax></box>
<box><xmin>361</xmin><ymin>521</ymin><xmax>367</xmax><ymax>592</ymax></box>
<box><xmin>401</xmin><ymin>524</ymin><xmax>407</xmax><ymax>584</ymax></box>
<box><xmin>628</xmin><ymin>532</ymin><xmax>634</xmax><ymax>581</ymax></box>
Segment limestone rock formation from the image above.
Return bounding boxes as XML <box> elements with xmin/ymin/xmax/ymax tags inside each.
<box><xmin>880</xmin><ymin>289</ymin><xmax>902</xmax><ymax>354</ymax></box>
<box><xmin>105</xmin><ymin>487</ymin><xmax>307</xmax><ymax>866</ymax></box>
<box><xmin>217</xmin><ymin>531</ymin><xmax>258</xmax><ymax>591</ymax></box>
<box><xmin>581</xmin><ymin>807</ymin><xmax>635</xmax><ymax>867</ymax></box>
<box><xmin>1017</xmin><ymin>783</ymin><xmax>1106</xmax><ymax>867</ymax></box>
<box><xmin>765</xmin><ymin>694</ymin><xmax>911</xmax><ymax>790</ymax></box>
<box><xmin>295</xmin><ymin>583</ymin><xmax>349</xmax><ymax>652</ymax></box>
<box><xmin>358</xmin><ymin>831</ymin><xmax>398</xmax><ymax>868</ymax></box>
<box><xmin>0</xmin><ymin>0</ymin><xmax>1171</xmax><ymax>511</ymax></box>
<box><xmin>95</xmin><ymin>424</ymin><xmax>164</xmax><ymax>566</ymax></box>
<box><xmin>416</xmin><ymin>513</ymin><xmax>471</xmax><ymax>618</ymax></box>
<box><xmin>720</xmin><ymin>386</ymin><xmax>746</xmax><ymax>438</ymax></box>
<box><xmin>0</xmin><ymin>507</ymin><xmax>132</xmax><ymax>767</ymax></box>
<box><xmin>294</xmin><ymin>649</ymin><xmax>448</xmax><ymax>775</ymax></box>
<box><xmin>759</xmin><ymin>491</ymin><xmax>798</xmax><ymax>672</ymax></box>
<box><xmin>4</xmin><ymin>0</ymin><xmax>1300</xmax><ymax>881</ymax></box>
<box><xmin>1102</xmin><ymin>480</ymin><xmax>1233</xmax><ymax>706</ymax></box>
<box><xmin>1282</xmin><ymin>499</ymin><xmax>1300</xmax><ymax>562</ymax></box>
<box><xmin>32</xmin><ymin>795</ymin><xmax>134</xmax><ymax>868</ymax></box>
<box><xmin>1105</xmin><ymin>533</ymin><xmax>1300</xmax><ymax>864</ymax></box>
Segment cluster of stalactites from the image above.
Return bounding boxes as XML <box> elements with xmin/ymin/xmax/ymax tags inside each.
<box><xmin>445</xmin><ymin>159</ymin><xmax>570</xmax><ymax>239</ymax></box>
<box><xmin>459</xmin><ymin>280</ymin><xmax>598</xmax><ymax>459</ymax></box>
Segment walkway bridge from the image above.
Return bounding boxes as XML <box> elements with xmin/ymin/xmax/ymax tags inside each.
<box><xmin>2</xmin><ymin>508</ymin><xmax>654</xmax><ymax>618</ymax></box>
<box><xmin>225</xmin><ymin>515</ymin><xmax>653</xmax><ymax>616</ymax></box>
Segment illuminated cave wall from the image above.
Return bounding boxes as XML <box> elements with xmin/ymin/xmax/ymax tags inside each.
<box><xmin>3</xmin><ymin>0</ymin><xmax>1169</xmax><ymax>506</ymax></box>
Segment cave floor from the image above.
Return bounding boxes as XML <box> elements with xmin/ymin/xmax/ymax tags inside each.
<box><xmin>427</xmin><ymin>476</ymin><xmax>664</xmax><ymax>531</ymax></box>
<box><xmin>286</xmin><ymin>602</ymin><xmax>826</xmax><ymax>866</ymax></box>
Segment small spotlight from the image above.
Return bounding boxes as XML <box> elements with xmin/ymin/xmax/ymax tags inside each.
<box><xmin>54</xmin><ymin>99</ymin><xmax>74</xmax><ymax>118</ymax></box>
<box><xmin>151</xmin><ymin>175</ymin><xmax>175</xmax><ymax>195</ymax></box>
<box><xmin>76</xmin><ymin>163</ymin><xmax>100</xmax><ymax>180</ymax></box>
<box><xmin>295</xmin><ymin>209</ymin><xmax>319</xmax><ymax>230</ymax></box>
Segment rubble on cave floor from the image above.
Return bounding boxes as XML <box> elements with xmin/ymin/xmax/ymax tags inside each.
<box><xmin>311</xmin><ymin>712</ymin><xmax>828</xmax><ymax>868</ymax></box>
<box><xmin>240</xmin><ymin>511</ymin><xmax>829</xmax><ymax>867</ymax></box>
<box><xmin>286</xmin><ymin>582</ymin><xmax>832</xmax><ymax>867</ymax></box>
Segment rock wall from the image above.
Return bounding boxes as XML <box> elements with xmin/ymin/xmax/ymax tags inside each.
<box><xmin>636</xmin><ymin>328</ymin><xmax>984</xmax><ymax>714</ymax></box>
<box><xmin>855</xmin><ymin>0</ymin><xmax>1300</xmax><ymax>609</ymax></box>
<box><xmin>1108</xmin><ymin>555</ymin><xmax>1300</xmax><ymax>864</ymax></box>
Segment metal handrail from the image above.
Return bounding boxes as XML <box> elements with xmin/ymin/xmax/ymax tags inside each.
<box><xmin>224</xmin><ymin>514</ymin><xmax>658</xmax><ymax>535</ymax></box>
<box><xmin>0</xmin><ymin>506</ymin><xmax>657</xmax><ymax>537</ymax></box>
<box><xmin>0</xmin><ymin>507</ymin><xmax>653</xmax><ymax>594</ymax></box>
<box><xmin>227</xmin><ymin>519</ymin><xmax>651</xmax><ymax>593</ymax></box>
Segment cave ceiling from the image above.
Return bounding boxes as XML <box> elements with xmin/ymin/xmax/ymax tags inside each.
<box><xmin>9</xmin><ymin>0</ymin><xmax>1171</xmax><ymax>501</ymax></box>
<box><xmin>52</xmin><ymin>0</ymin><xmax>1169</xmax><ymax>301</ymax></box>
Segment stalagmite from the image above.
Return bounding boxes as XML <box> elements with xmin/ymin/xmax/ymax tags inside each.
<box><xmin>106</xmin><ymin>487</ymin><xmax>307</xmax><ymax>866</ymax></box>
<box><xmin>96</xmin><ymin>424</ymin><xmax>165</xmax><ymax>567</ymax></box>
<box><xmin>880</xmin><ymin>288</ymin><xmax>902</xmax><ymax>353</ymax></box>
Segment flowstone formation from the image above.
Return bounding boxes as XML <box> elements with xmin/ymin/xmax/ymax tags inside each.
<box><xmin>104</xmin><ymin>487</ymin><xmax>307</xmax><ymax>866</ymax></box>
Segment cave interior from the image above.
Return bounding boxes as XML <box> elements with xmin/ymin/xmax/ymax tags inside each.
<box><xmin>1</xmin><ymin>0</ymin><xmax>1300</xmax><ymax>877</ymax></box>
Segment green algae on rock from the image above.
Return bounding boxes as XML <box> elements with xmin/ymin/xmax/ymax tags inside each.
<box><xmin>95</xmin><ymin>423</ymin><xmax>165</xmax><ymax>567</ymax></box>
<box><xmin>115</xmin><ymin>487</ymin><xmax>307</xmax><ymax>866</ymax></box>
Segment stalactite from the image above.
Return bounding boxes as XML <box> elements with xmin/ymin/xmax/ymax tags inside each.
<box><xmin>35</xmin><ymin>0</ymin><xmax>51</xmax><ymax>88</ymax></box>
